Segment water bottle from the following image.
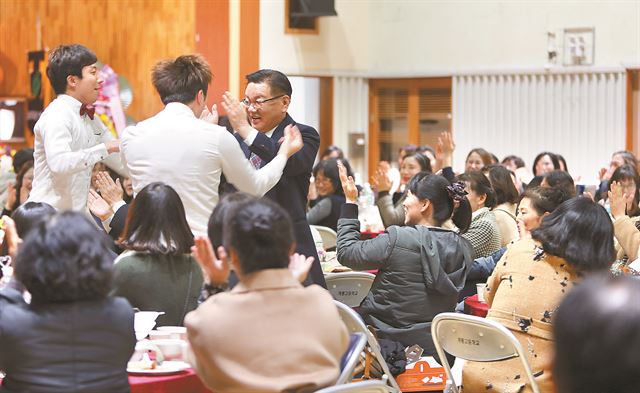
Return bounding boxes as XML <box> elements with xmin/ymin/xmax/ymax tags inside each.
<box><xmin>359</xmin><ymin>183</ymin><xmax>374</xmax><ymax>208</ymax></box>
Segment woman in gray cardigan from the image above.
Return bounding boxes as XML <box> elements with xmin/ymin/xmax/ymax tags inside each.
<box><xmin>336</xmin><ymin>164</ymin><xmax>473</xmax><ymax>358</ymax></box>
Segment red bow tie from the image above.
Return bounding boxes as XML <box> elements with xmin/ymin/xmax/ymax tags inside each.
<box><xmin>80</xmin><ymin>104</ymin><xmax>95</xmax><ymax>120</ymax></box>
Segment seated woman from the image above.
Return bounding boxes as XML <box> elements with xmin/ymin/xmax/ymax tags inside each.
<box><xmin>465</xmin><ymin>148</ymin><xmax>493</xmax><ymax>172</ymax></box>
<box><xmin>595</xmin><ymin>150</ymin><xmax>638</xmax><ymax>201</ymax></box>
<box><xmin>458</xmin><ymin>171</ymin><xmax>502</xmax><ymax>258</ymax></box>
<box><xmin>185</xmin><ymin>198</ymin><xmax>348</xmax><ymax>392</ymax></box>
<box><xmin>336</xmin><ymin>163</ymin><xmax>473</xmax><ymax>358</ymax></box>
<box><xmin>112</xmin><ymin>182</ymin><xmax>202</xmax><ymax>327</ymax></box>
<box><xmin>486</xmin><ymin>165</ymin><xmax>520</xmax><ymax>247</ymax></box>
<box><xmin>373</xmin><ymin>152</ymin><xmax>431</xmax><ymax>227</ymax></box>
<box><xmin>462</xmin><ymin>197</ymin><xmax>615</xmax><ymax>393</ymax></box>
<box><xmin>0</xmin><ymin>212</ymin><xmax>135</xmax><ymax>393</ymax></box>
<box><xmin>466</xmin><ymin>186</ymin><xmax>570</xmax><ymax>286</ymax></box>
<box><xmin>307</xmin><ymin>158</ymin><xmax>348</xmax><ymax>231</ymax></box>
<box><xmin>542</xmin><ymin>170</ymin><xmax>576</xmax><ymax>197</ymax></box>
<box><xmin>2</xmin><ymin>161</ymin><xmax>34</xmax><ymax>217</ymax></box>
<box><xmin>609</xmin><ymin>172</ymin><xmax>640</xmax><ymax>263</ymax></box>
<box><xmin>532</xmin><ymin>151</ymin><xmax>560</xmax><ymax>177</ymax></box>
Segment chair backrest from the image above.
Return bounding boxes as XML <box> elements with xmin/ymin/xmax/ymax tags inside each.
<box><xmin>337</xmin><ymin>332</ymin><xmax>368</xmax><ymax>385</ymax></box>
<box><xmin>313</xmin><ymin>225</ymin><xmax>338</xmax><ymax>250</ymax></box>
<box><xmin>315</xmin><ymin>380</ymin><xmax>391</xmax><ymax>393</ymax></box>
<box><xmin>430</xmin><ymin>312</ymin><xmax>540</xmax><ymax>393</ymax></box>
<box><xmin>335</xmin><ymin>301</ymin><xmax>401</xmax><ymax>392</ymax></box>
<box><xmin>325</xmin><ymin>272</ymin><xmax>376</xmax><ymax>307</ymax></box>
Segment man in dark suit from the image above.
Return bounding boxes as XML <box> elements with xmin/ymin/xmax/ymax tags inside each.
<box><xmin>221</xmin><ymin>69</ymin><xmax>326</xmax><ymax>288</ymax></box>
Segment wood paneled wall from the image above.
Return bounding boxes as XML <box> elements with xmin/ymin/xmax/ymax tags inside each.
<box><xmin>0</xmin><ymin>0</ymin><xmax>197</xmax><ymax>121</ymax></box>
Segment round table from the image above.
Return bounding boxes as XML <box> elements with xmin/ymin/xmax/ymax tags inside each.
<box><xmin>463</xmin><ymin>294</ymin><xmax>489</xmax><ymax>317</ymax></box>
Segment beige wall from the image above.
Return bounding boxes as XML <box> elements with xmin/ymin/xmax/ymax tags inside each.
<box><xmin>260</xmin><ymin>0</ymin><xmax>640</xmax><ymax>75</ymax></box>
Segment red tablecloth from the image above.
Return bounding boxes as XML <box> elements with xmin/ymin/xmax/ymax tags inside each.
<box><xmin>130</xmin><ymin>369</ymin><xmax>212</xmax><ymax>393</ymax></box>
<box><xmin>463</xmin><ymin>294</ymin><xmax>489</xmax><ymax>317</ymax></box>
<box><xmin>2</xmin><ymin>370</ymin><xmax>212</xmax><ymax>393</ymax></box>
<box><xmin>361</xmin><ymin>230</ymin><xmax>384</xmax><ymax>240</ymax></box>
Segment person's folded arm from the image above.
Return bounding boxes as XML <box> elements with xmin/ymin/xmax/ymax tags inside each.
<box><xmin>336</xmin><ymin>203</ymin><xmax>392</xmax><ymax>271</ymax></box>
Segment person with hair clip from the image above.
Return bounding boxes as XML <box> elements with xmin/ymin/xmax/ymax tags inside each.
<box><xmin>463</xmin><ymin>197</ymin><xmax>615</xmax><ymax>393</ymax></box>
<box><xmin>111</xmin><ymin>182</ymin><xmax>202</xmax><ymax>327</ymax></box>
<box><xmin>372</xmin><ymin>152</ymin><xmax>432</xmax><ymax>228</ymax></box>
<box><xmin>185</xmin><ymin>198</ymin><xmax>348</xmax><ymax>392</ymax></box>
<box><xmin>336</xmin><ymin>162</ymin><xmax>473</xmax><ymax>359</ymax></box>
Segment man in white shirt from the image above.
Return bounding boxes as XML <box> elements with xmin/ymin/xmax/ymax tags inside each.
<box><xmin>29</xmin><ymin>44</ymin><xmax>123</xmax><ymax>211</ymax></box>
<box><xmin>120</xmin><ymin>55</ymin><xmax>301</xmax><ymax>236</ymax></box>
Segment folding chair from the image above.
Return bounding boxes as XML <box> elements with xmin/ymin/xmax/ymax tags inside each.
<box><xmin>430</xmin><ymin>312</ymin><xmax>541</xmax><ymax>393</ymax></box>
<box><xmin>325</xmin><ymin>272</ymin><xmax>376</xmax><ymax>307</ymax></box>
<box><xmin>312</xmin><ymin>225</ymin><xmax>338</xmax><ymax>250</ymax></box>
<box><xmin>334</xmin><ymin>301</ymin><xmax>401</xmax><ymax>392</ymax></box>
<box><xmin>315</xmin><ymin>380</ymin><xmax>392</xmax><ymax>393</ymax></box>
<box><xmin>337</xmin><ymin>332</ymin><xmax>368</xmax><ymax>385</ymax></box>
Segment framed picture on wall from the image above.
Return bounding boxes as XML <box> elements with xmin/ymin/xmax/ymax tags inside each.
<box><xmin>563</xmin><ymin>27</ymin><xmax>595</xmax><ymax>66</ymax></box>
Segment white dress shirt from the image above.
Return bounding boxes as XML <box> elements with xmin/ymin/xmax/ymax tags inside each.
<box><xmin>120</xmin><ymin>103</ymin><xmax>287</xmax><ymax>236</ymax></box>
<box><xmin>28</xmin><ymin>94</ymin><xmax>125</xmax><ymax>211</ymax></box>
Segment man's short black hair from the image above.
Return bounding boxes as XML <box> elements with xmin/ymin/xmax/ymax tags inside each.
<box><xmin>47</xmin><ymin>44</ymin><xmax>98</xmax><ymax>95</ymax></box>
<box><xmin>245</xmin><ymin>69</ymin><xmax>292</xmax><ymax>97</ymax></box>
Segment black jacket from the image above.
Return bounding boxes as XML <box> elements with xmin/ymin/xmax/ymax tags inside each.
<box><xmin>0</xmin><ymin>287</ymin><xmax>135</xmax><ymax>393</ymax></box>
<box><xmin>223</xmin><ymin>114</ymin><xmax>325</xmax><ymax>288</ymax></box>
<box><xmin>336</xmin><ymin>203</ymin><xmax>473</xmax><ymax>356</ymax></box>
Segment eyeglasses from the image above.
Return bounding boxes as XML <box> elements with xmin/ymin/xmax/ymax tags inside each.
<box><xmin>241</xmin><ymin>94</ymin><xmax>286</xmax><ymax>109</ymax></box>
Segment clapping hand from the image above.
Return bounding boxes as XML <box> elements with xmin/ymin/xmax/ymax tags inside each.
<box><xmin>95</xmin><ymin>172</ymin><xmax>123</xmax><ymax>207</ymax></box>
<box><xmin>278</xmin><ymin>124</ymin><xmax>303</xmax><ymax>158</ymax></box>
<box><xmin>608</xmin><ymin>181</ymin><xmax>626</xmax><ymax>219</ymax></box>
<box><xmin>288</xmin><ymin>253</ymin><xmax>313</xmax><ymax>283</ymax></box>
<box><xmin>371</xmin><ymin>162</ymin><xmax>392</xmax><ymax>192</ymax></box>
<box><xmin>436</xmin><ymin>131</ymin><xmax>455</xmax><ymax>169</ymax></box>
<box><xmin>191</xmin><ymin>236</ymin><xmax>230</xmax><ymax>286</ymax></box>
<box><xmin>88</xmin><ymin>189</ymin><xmax>112</xmax><ymax>221</ymax></box>
<box><xmin>221</xmin><ymin>92</ymin><xmax>251</xmax><ymax>137</ymax></box>
<box><xmin>200</xmin><ymin>104</ymin><xmax>219</xmax><ymax>125</ymax></box>
<box><xmin>338</xmin><ymin>160</ymin><xmax>358</xmax><ymax>203</ymax></box>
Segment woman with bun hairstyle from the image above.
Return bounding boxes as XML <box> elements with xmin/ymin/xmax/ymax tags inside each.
<box><xmin>336</xmin><ymin>162</ymin><xmax>473</xmax><ymax>359</ymax></box>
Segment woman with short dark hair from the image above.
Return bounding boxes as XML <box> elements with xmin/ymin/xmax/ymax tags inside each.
<box><xmin>1</xmin><ymin>211</ymin><xmax>135</xmax><ymax>392</ymax></box>
<box><xmin>307</xmin><ymin>158</ymin><xmax>347</xmax><ymax>231</ymax></box>
<box><xmin>463</xmin><ymin>197</ymin><xmax>615</xmax><ymax>392</ymax></box>
<box><xmin>532</xmin><ymin>151</ymin><xmax>560</xmax><ymax>176</ymax></box>
<box><xmin>112</xmin><ymin>182</ymin><xmax>202</xmax><ymax>326</ymax></box>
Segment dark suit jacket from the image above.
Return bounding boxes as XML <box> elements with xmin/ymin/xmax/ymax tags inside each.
<box><xmin>226</xmin><ymin>114</ymin><xmax>326</xmax><ymax>288</ymax></box>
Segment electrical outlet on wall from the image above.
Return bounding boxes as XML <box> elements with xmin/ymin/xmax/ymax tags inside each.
<box><xmin>563</xmin><ymin>27</ymin><xmax>595</xmax><ymax>66</ymax></box>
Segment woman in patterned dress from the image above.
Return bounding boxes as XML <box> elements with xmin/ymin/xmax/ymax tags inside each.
<box><xmin>462</xmin><ymin>197</ymin><xmax>615</xmax><ymax>393</ymax></box>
